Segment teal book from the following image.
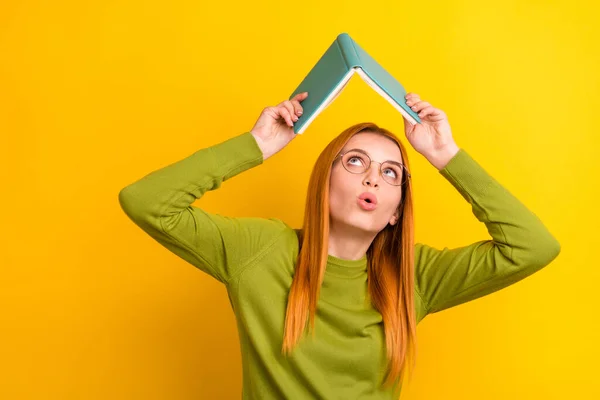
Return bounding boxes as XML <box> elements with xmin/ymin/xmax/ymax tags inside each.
<box><xmin>289</xmin><ymin>33</ymin><xmax>421</xmax><ymax>134</ymax></box>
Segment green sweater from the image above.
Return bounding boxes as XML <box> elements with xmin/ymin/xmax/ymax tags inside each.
<box><xmin>118</xmin><ymin>131</ymin><xmax>561</xmax><ymax>399</ymax></box>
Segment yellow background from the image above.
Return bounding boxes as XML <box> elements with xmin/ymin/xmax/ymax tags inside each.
<box><xmin>1</xmin><ymin>0</ymin><xmax>598</xmax><ymax>398</ymax></box>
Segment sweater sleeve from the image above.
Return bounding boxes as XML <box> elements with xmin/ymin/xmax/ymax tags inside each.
<box><xmin>414</xmin><ymin>148</ymin><xmax>561</xmax><ymax>317</ymax></box>
<box><xmin>118</xmin><ymin>131</ymin><xmax>287</xmax><ymax>285</ymax></box>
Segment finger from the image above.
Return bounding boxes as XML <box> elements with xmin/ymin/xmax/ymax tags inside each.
<box><xmin>418</xmin><ymin>105</ymin><xmax>443</xmax><ymax>119</ymax></box>
<box><xmin>405</xmin><ymin>93</ymin><xmax>421</xmax><ymax>102</ymax></box>
<box><xmin>409</xmin><ymin>100</ymin><xmax>430</xmax><ymax>113</ymax></box>
<box><xmin>290</xmin><ymin>99</ymin><xmax>303</xmax><ymax>117</ymax></box>
<box><xmin>293</xmin><ymin>91</ymin><xmax>309</xmax><ymax>102</ymax></box>
<box><xmin>280</xmin><ymin>100</ymin><xmax>298</xmax><ymax>122</ymax></box>
<box><xmin>403</xmin><ymin>119</ymin><xmax>417</xmax><ymax>136</ymax></box>
<box><xmin>277</xmin><ymin>105</ymin><xmax>295</xmax><ymax>127</ymax></box>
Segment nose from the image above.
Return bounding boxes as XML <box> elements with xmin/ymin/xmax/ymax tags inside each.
<box><xmin>363</xmin><ymin>161</ymin><xmax>381</xmax><ymax>187</ymax></box>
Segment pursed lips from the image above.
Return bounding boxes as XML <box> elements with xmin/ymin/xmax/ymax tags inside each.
<box><xmin>357</xmin><ymin>192</ymin><xmax>378</xmax><ymax>210</ymax></box>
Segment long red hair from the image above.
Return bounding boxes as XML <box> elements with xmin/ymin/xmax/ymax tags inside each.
<box><xmin>281</xmin><ymin>122</ymin><xmax>417</xmax><ymax>392</ymax></box>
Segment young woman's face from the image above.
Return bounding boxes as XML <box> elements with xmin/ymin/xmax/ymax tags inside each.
<box><xmin>329</xmin><ymin>131</ymin><xmax>405</xmax><ymax>235</ymax></box>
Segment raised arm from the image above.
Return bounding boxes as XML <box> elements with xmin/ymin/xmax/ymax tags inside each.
<box><xmin>401</xmin><ymin>92</ymin><xmax>560</xmax><ymax>317</ymax></box>
<box><xmin>118</xmin><ymin>132</ymin><xmax>287</xmax><ymax>284</ymax></box>
<box><xmin>118</xmin><ymin>94</ymin><xmax>308</xmax><ymax>284</ymax></box>
<box><xmin>414</xmin><ymin>148</ymin><xmax>560</xmax><ymax>316</ymax></box>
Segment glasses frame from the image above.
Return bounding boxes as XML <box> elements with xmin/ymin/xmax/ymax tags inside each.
<box><xmin>333</xmin><ymin>148</ymin><xmax>412</xmax><ymax>187</ymax></box>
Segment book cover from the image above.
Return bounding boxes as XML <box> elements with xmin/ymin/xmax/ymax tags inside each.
<box><xmin>289</xmin><ymin>33</ymin><xmax>421</xmax><ymax>134</ymax></box>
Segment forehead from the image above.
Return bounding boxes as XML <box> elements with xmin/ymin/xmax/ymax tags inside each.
<box><xmin>342</xmin><ymin>132</ymin><xmax>402</xmax><ymax>163</ymax></box>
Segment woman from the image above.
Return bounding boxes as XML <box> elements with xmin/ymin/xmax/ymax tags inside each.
<box><xmin>119</xmin><ymin>91</ymin><xmax>561</xmax><ymax>399</ymax></box>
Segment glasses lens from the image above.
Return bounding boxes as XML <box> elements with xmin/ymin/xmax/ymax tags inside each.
<box><xmin>381</xmin><ymin>161</ymin><xmax>406</xmax><ymax>186</ymax></box>
<box><xmin>342</xmin><ymin>150</ymin><xmax>370</xmax><ymax>174</ymax></box>
<box><xmin>340</xmin><ymin>151</ymin><xmax>407</xmax><ymax>186</ymax></box>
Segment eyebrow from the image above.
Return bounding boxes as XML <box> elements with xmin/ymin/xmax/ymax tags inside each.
<box><xmin>347</xmin><ymin>148</ymin><xmax>406</xmax><ymax>166</ymax></box>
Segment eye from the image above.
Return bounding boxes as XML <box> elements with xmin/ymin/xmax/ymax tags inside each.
<box><xmin>347</xmin><ymin>154</ymin><xmax>367</xmax><ymax>167</ymax></box>
<box><xmin>348</xmin><ymin>156</ymin><xmax>362</xmax><ymax>165</ymax></box>
<box><xmin>341</xmin><ymin>152</ymin><xmax>369</xmax><ymax>172</ymax></box>
<box><xmin>383</xmin><ymin>168</ymin><xmax>397</xmax><ymax>178</ymax></box>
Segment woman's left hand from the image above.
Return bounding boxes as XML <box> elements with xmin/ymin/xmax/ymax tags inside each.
<box><xmin>402</xmin><ymin>93</ymin><xmax>460</xmax><ymax>170</ymax></box>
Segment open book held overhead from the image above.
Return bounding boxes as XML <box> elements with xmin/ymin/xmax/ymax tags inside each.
<box><xmin>289</xmin><ymin>32</ymin><xmax>422</xmax><ymax>134</ymax></box>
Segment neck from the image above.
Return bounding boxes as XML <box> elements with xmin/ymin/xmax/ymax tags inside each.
<box><xmin>327</xmin><ymin>221</ymin><xmax>376</xmax><ymax>260</ymax></box>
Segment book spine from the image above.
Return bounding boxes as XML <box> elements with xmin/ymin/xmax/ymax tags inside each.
<box><xmin>337</xmin><ymin>33</ymin><xmax>361</xmax><ymax>69</ymax></box>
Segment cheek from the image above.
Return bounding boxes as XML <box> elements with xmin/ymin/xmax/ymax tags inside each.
<box><xmin>329</xmin><ymin>172</ymin><xmax>354</xmax><ymax>208</ymax></box>
<box><xmin>382</xmin><ymin>193</ymin><xmax>403</xmax><ymax>216</ymax></box>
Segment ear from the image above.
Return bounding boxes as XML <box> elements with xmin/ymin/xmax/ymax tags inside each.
<box><xmin>389</xmin><ymin>210</ymin><xmax>400</xmax><ymax>226</ymax></box>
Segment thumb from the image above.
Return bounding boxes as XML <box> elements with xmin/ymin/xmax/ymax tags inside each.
<box><xmin>403</xmin><ymin>116</ymin><xmax>415</xmax><ymax>133</ymax></box>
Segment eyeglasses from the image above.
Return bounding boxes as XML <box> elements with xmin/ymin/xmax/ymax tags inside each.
<box><xmin>333</xmin><ymin>149</ymin><xmax>411</xmax><ymax>186</ymax></box>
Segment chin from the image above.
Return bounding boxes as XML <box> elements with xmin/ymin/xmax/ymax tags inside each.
<box><xmin>333</xmin><ymin>213</ymin><xmax>383</xmax><ymax>235</ymax></box>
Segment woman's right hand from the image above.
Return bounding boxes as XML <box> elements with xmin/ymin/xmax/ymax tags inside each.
<box><xmin>250</xmin><ymin>92</ymin><xmax>308</xmax><ymax>160</ymax></box>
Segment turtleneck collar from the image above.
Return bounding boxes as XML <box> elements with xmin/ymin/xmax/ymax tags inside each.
<box><xmin>325</xmin><ymin>253</ymin><xmax>368</xmax><ymax>278</ymax></box>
